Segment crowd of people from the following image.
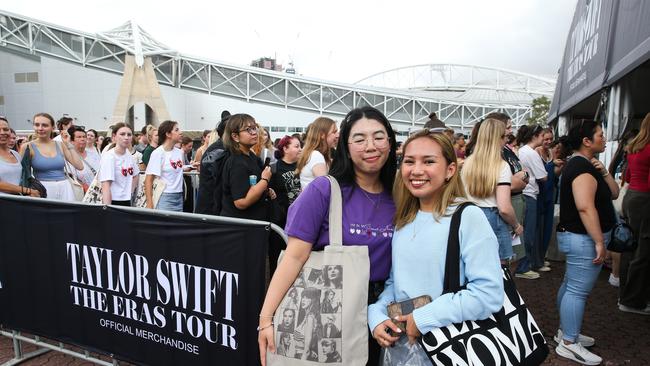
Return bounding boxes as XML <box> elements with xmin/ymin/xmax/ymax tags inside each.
<box><xmin>1</xmin><ymin>109</ymin><xmax>649</xmax><ymax>366</ymax></box>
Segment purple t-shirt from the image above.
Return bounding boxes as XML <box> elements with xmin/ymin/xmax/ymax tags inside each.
<box><xmin>285</xmin><ymin>176</ymin><xmax>395</xmax><ymax>281</ymax></box>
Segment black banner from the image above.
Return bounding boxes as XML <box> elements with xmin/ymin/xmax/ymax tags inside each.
<box><xmin>0</xmin><ymin>196</ymin><xmax>269</xmax><ymax>366</ymax></box>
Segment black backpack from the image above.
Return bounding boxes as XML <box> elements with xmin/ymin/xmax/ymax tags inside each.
<box><xmin>195</xmin><ymin>143</ymin><xmax>230</xmax><ymax>215</ymax></box>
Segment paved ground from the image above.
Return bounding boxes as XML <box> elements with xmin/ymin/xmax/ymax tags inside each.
<box><xmin>2</xmin><ymin>260</ymin><xmax>649</xmax><ymax>365</ymax></box>
<box><xmin>517</xmin><ymin>260</ymin><xmax>650</xmax><ymax>365</ymax></box>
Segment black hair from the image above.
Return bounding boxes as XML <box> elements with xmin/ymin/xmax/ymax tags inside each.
<box><xmin>57</xmin><ymin>116</ymin><xmax>73</xmax><ymax>131</ymax></box>
<box><xmin>67</xmin><ymin>125</ymin><xmax>86</xmax><ymax>141</ymax></box>
<box><xmin>99</xmin><ymin>137</ymin><xmax>112</xmax><ymax>152</ymax></box>
<box><xmin>221</xmin><ymin>110</ymin><xmax>231</xmax><ymax>121</ymax></box>
<box><xmin>557</xmin><ymin>135</ymin><xmax>572</xmax><ymax>159</ymax></box>
<box><xmin>329</xmin><ymin>106</ymin><xmax>397</xmax><ymax>193</ymax></box>
<box><xmin>515</xmin><ymin>124</ymin><xmax>544</xmax><ymax>145</ymax></box>
<box><xmin>157</xmin><ymin>120</ymin><xmax>178</xmax><ymax>146</ymax></box>
<box><xmin>216</xmin><ymin>115</ymin><xmax>229</xmax><ymax>138</ymax></box>
<box><xmin>565</xmin><ymin>120</ymin><xmax>601</xmax><ymax>152</ymax></box>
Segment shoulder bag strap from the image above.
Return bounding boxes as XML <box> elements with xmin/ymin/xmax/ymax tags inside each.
<box><xmin>326</xmin><ymin>175</ymin><xmax>343</xmax><ymax>247</ymax></box>
<box><xmin>80</xmin><ymin>155</ymin><xmax>97</xmax><ymax>175</ymax></box>
<box><xmin>20</xmin><ymin>143</ymin><xmax>34</xmax><ymax>185</ymax></box>
<box><xmin>442</xmin><ymin>201</ymin><xmax>475</xmax><ymax>294</ymax></box>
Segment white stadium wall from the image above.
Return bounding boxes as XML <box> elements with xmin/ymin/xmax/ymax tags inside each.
<box><xmin>0</xmin><ymin>49</ymin><xmax>341</xmax><ymax>138</ymax></box>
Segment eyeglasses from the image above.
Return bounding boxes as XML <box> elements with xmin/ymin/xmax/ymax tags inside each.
<box><xmin>238</xmin><ymin>126</ymin><xmax>258</xmax><ymax>135</ymax></box>
<box><xmin>348</xmin><ymin>135</ymin><xmax>390</xmax><ymax>151</ymax></box>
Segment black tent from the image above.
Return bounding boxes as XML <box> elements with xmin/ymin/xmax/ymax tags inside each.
<box><xmin>549</xmin><ymin>0</ymin><xmax>650</xmax><ymax>121</ymax></box>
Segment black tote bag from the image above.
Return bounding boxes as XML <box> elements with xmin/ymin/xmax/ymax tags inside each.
<box><xmin>418</xmin><ymin>203</ymin><xmax>548</xmax><ymax>365</ymax></box>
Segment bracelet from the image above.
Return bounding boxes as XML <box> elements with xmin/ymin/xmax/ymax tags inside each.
<box><xmin>259</xmin><ymin>314</ymin><xmax>274</xmax><ymax>318</ymax></box>
<box><xmin>257</xmin><ymin>322</ymin><xmax>274</xmax><ymax>332</ymax></box>
<box><xmin>260</xmin><ymin>177</ymin><xmax>270</xmax><ymax>184</ymax></box>
<box><xmin>601</xmin><ymin>171</ymin><xmax>609</xmax><ymax>177</ymax></box>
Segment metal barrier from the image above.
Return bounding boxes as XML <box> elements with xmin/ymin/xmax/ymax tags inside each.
<box><xmin>0</xmin><ymin>195</ymin><xmax>287</xmax><ymax>366</ymax></box>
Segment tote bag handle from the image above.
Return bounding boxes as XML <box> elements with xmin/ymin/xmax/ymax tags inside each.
<box><xmin>326</xmin><ymin>175</ymin><xmax>343</xmax><ymax>247</ymax></box>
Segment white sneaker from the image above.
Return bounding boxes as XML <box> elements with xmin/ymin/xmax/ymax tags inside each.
<box><xmin>537</xmin><ymin>265</ymin><xmax>551</xmax><ymax>272</ymax></box>
<box><xmin>555</xmin><ymin>341</ymin><xmax>602</xmax><ymax>365</ymax></box>
<box><xmin>608</xmin><ymin>274</ymin><xmax>620</xmax><ymax>287</ymax></box>
<box><xmin>554</xmin><ymin>329</ymin><xmax>595</xmax><ymax>347</ymax></box>
<box><xmin>515</xmin><ymin>270</ymin><xmax>540</xmax><ymax>279</ymax></box>
<box><xmin>618</xmin><ymin>303</ymin><xmax>650</xmax><ymax>315</ymax></box>
<box><xmin>544</xmin><ymin>260</ymin><xmax>550</xmax><ymax>267</ymax></box>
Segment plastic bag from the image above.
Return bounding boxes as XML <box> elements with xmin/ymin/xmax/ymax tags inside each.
<box><xmin>380</xmin><ymin>336</ymin><xmax>430</xmax><ymax>366</ymax></box>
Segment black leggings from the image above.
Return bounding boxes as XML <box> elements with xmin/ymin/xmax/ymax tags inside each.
<box><xmin>367</xmin><ymin>280</ymin><xmax>385</xmax><ymax>366</ymax></box>
<box><xmin>111</xmin><ymin>200</ymin><xmax>131</xmax><ymax>207</ymax></box>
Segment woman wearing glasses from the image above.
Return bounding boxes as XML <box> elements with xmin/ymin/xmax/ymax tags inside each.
<box><xmin>220</xmin><ymin>114</ymin><xmax>276</xmax><ymax>220</ymax></box>
<box><xmin>258</xmin><ymin>106</ymin><xmax>397</xmax><ymax>366</ymax></box>
<box><xmin>99</xmin><ymin>123</ymin><xmax>139</xmax><ymax>206</ymax></box>
<box><xmin>296</xmin><ymin>117</ymin><xmax>339</xmax><ymax>190</ymax></box>
<box><xmin>144</xmin><ymin>120</ymin><xmax>185</xmax><ymax>211</ymax></box>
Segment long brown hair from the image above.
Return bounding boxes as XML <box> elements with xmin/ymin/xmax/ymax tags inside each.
<box><xmin>295</xmin><ymin>117</ymin><xmax>335</xmax><ymax>175</ymax></box>
<box><xmin>394</xmin><ymin>131</ymin><xmax>466</xmax><ymax>229</ymax></box>
<box><xmin>628</xmin><ymin>113</ymin><xmax>650</xmax><ymax>154</ymax></box>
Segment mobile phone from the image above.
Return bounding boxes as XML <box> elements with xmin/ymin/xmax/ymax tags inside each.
<box><xmin>264</xmin><ymin>157</ymin><xmax>271</xmax><ymax>167</ymax></box>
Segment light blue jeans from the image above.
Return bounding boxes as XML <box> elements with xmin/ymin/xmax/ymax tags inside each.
<box><xmin>556</xmin><ymin>230</ymin><xmax>611</xmax><ymax>342</ymax></box>
<box><xmin>156</xmin><ymin>192</ymin><xmax>183</xmax><ymax>212</ymax></box>
<box><xmin>480</xmin><ymin>207</ymin><xmax>514</xmax><ymax>261</ymax></box>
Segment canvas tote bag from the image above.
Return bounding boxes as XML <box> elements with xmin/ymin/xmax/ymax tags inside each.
<box><xmin>419</xmin><ymin>203</ymin><xmax>548</xmax><ymax>366</ymax></box>
<box><xmin>268</xmin><ymin>176</ymin><xmax>370</xmax><ymax>365</ymax></box>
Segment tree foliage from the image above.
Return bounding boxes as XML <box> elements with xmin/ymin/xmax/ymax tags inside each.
<box><xmin>527</xmin><ymin>96</ymin><xmax>551</xmax><ymax>126</ymax></box>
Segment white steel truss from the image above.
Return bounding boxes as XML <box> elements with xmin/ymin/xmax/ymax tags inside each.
<box><xmin>356</xmin><ymin>64</ymin><xmax>556</xmax><ymax>104</ymax></box>
<box><xmin>0</xmin><ymin>10</ymin><xmax>540</xmax><ymax>130</ymax></box>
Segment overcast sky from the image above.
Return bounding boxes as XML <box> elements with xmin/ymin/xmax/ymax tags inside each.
<box><xmin>2</xmin><ymin>0</ymin><xmax>577</xmax><ymax>84</ymax></box>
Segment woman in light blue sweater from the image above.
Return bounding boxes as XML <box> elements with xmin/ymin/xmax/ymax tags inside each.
<box><xmin>368</xmin><ymin>130</ymin><xmax>503</xmax><ymax>348</ymax></box>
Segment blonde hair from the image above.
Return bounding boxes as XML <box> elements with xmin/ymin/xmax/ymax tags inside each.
<box><xmin>145</xmin><ymin>125</ymin><xmax>156</xmax><ymax>142</ymax></box>
<box><xmin>252</xmin><ymin>125</ymin><xmax>273</xmax><ymax>156</ymax></box>
<box><xmin>207</xmin><ymin>130</ymin><xmax>218</xmax><ymax>145</ymax></box>
<box><xmin>461</xmin><ymin>118</ymin><xmax>506</xmax><ymax>199</ymax></box>
<box><xmin>628</xmin><ymin>113</ymin><xmax>650</xmax><ymax>154</ymax></box>
<box><xmin>295</xmin><ymin>117</ymin><xmax>335</xmax><ymax>175</ymax></box>
<box><xmin>394</xmin><ymin>131</ymin><xmax>466</xmax><ymax>229</ymax></box>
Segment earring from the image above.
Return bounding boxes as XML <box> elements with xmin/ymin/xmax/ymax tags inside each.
<box><xmin>445</xmin><ymin>177</ymin><xmax>451</xmax><ymax>182</ymax></box>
